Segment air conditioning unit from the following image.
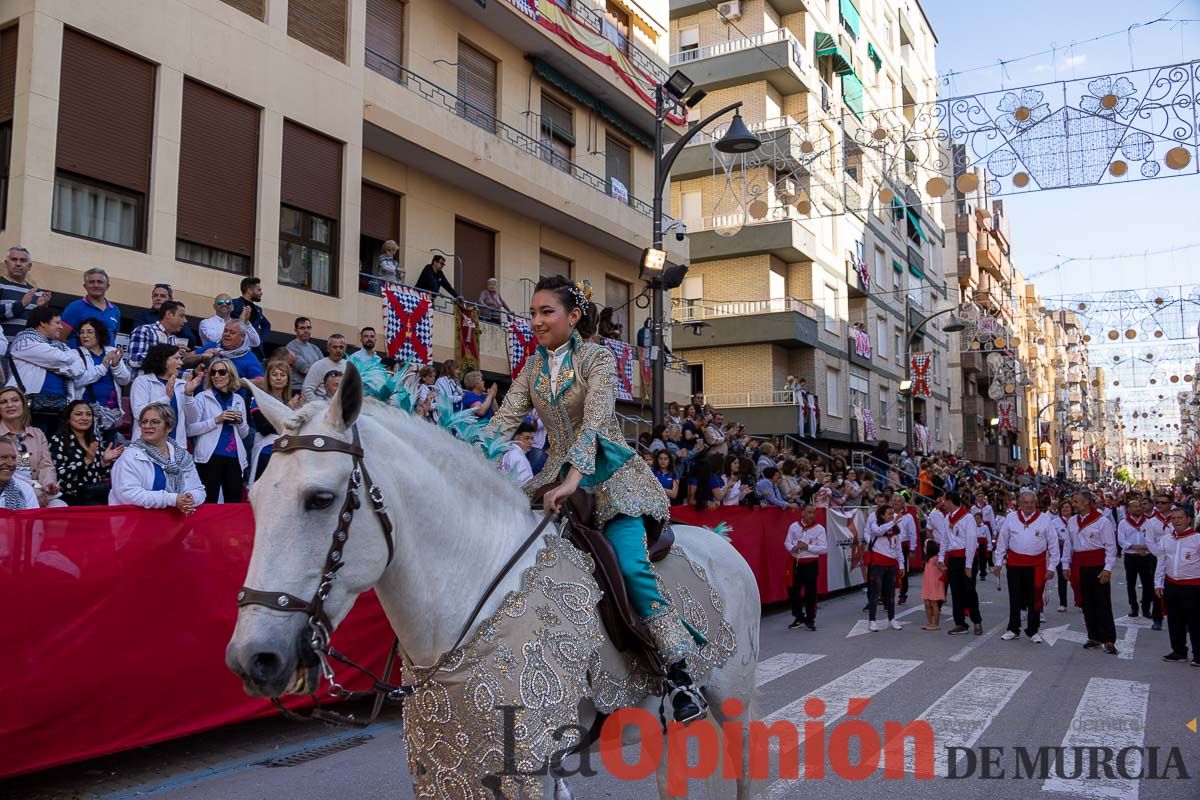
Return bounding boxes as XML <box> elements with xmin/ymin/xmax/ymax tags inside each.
<box><xmin>717</xmin><ymin>1</ymin><xmax>741</xmax><ymax>21</ymax></box>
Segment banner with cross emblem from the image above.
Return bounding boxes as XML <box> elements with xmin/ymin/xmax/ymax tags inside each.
<box><xmin>507</xmin><ymin>317</ymin><xmax>539</xmax><ymax>379</ymax></box>
<box><xmin>603</xmin><ymin>338</ymin><xmax>635</xmax><ymax>402</ymax></box>
<box><xmin>383</xmin><ymin>285</ymin><xmax>433</xmax><ymax>364</ymax></box>
<box><xmin>910</xmin><ymin>352</ymin><xmax>933</xmax><ymax>398</ymax></box>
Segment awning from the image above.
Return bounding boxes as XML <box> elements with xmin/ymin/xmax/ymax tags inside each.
<box><xmin>867</xmin><ymin>42</ymin><xmax>882</xmax><ymax>71</ymax></box>
<box><xmin>610</xmin><ymin>0</ymin><xmax>662</xmax><ymax>43</ymax></box>
<box><xmin>530</xmin><ymin>57</ymin><xmax>654</xmax><ymax>149</ymax></box>
<box><xmin>814</xmin><ymin>32</ymin><xmax>853</xmax><ymax>75</ymax></box>
<box><xmin>841</xmin><ymin>71</ymin><xmax>864</xmax><ymax>120</ymax></box>
<box><xmin>906</xmin><ymin>208</ymin><xmax>930</xmax><ymax>243</ymax></box>
<box><xmin>909</xmin><ymin>262</ymin><xmax>925</xmax><ymax>281</ymax></box>
<box><xmin>890</xmin><ymin>196</ymin><xmax>905</xmax><ymax>223</ymax></box>
<box><xmin>840</xmin><ymin>0</ymin><xmax>861</xmax><ymax>39</ymax></box>
<box><xmin>892</xmin><ymin>259</ymin><xmax>903</xmax><ymax>272</ymax></box>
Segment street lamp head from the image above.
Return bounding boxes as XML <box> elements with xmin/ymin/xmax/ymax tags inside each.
<box><xmin>990</xmin><ymin>417</ymin><xmax>1001</xmax><ymax>427</ymax></box>
<box><xmin>664</xmin><ymin>70</ymin><xmax>694</xmax><ymax>101</ymax></box>
<box><xmin>899</xmin><ymin>379</ymin><xmax>913</xmax><ymax>393</ymax></box>
<box><xmin>714</xmin><ymin>112</ymin><xmax>761</xmax><ymax>154</ymax></box>
<box><xmin>943</xmin><ymin>313</ymin><xmax>966</xmax><ymax>334</ymax></box>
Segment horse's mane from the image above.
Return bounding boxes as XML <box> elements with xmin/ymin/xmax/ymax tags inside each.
<box><xmin>285</xmin><ymin>398</ymin><xmax>530</xmax><ymax>512</ymax></box>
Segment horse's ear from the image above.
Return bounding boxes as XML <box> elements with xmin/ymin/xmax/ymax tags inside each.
<box><xmin>327</xmin><ymin>360</ymin><xmax>363</xmax><ymax>431</ymax></box>
<box><xmin>245</xmin><ymin>380</ymin><xmax>293</xmax><ymax>434</ymax></box>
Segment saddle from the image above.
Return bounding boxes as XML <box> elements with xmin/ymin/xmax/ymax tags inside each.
<box><xmin>532</xmin><ymin>486</ymin><xmax>674</xmax><ymax>664</ymax></box>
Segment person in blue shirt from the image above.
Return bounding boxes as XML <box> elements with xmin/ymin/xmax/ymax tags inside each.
<box><xmin>196</xmin><ymin>320</ymin><xmax>264</xmax><ymax>381</ymax></box>
<box><xmin>461</xmin><ymin>370</ymin><xmax>497</xmax><ymax>421</ymax></box>
<box><xmin>61</xmin><ymin>268</ymin><xmax>121</xmax><ymax>345</ymax></box>
<box><xmin>757</xmin><ymin>467</ymin><xmax>797</xmax><ymax>509</ymax></box>
<box><xmin>652</xmin><ymin>450</ymin><xmax>680</xmax><ymax>504</ymax></box>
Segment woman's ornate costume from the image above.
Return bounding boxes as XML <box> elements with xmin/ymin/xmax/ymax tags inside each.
<box><xmin>485</xmin><ymin>332</ymin><xmax>703</xmax><ymax>664</ymax></box>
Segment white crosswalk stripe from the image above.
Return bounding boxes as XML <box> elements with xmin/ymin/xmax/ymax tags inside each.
<box><xmin>898</xmin><ymin>667</ymin><xmax>1030</xmax><ymax>776</ymax></box>
<box><xmin>1041</xmin><ymin>677</ymin><xmax>1150</xmax><ymax>800</ymax></box>
<box><xmin>761</xmin><ymin>658</ymin><xmax>923</xmax><ymax>799</ymax></box>
<box><xmin>754</xmin><ymin>653</ymin><xmax>825</xmax><ymax>686</ymax></box>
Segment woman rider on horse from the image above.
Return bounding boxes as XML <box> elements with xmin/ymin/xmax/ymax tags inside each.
<box><xmin>485</xmin><ymin>274</ymin><xmax>707</xmax><ymax>723</ymax></box>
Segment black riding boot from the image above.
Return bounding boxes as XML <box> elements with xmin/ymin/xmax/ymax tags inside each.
<box><xmin>666</xmin><ymin>660</ymin><xmax>707</xmax><ymax>724</ymax></box>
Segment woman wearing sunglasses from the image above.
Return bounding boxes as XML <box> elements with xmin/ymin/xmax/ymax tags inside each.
<box><xmin>185</xmin><ymin>358</ymin><xmax>250</xmax><ymax>503</ymax></box>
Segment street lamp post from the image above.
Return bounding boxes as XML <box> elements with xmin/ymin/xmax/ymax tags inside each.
<box><xmin>902</xmin><ymin>306</ymin><xmax>964</xmax><ymax>454</ymax></box>
<box><xmin>990</xmin><ymin>416</ymin><xmax>1002</xmax><ymax>474</ymax></box>
<box><xmin>648</xmin><ymin>72</ymin><xmax>761</xmax><ymax>427</ymax></box>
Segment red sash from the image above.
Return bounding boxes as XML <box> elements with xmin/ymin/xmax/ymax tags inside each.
<box><xmin>1068</xmin><ymin>548</ymin><xmax>1106</xmax><ymax>608</ymax></box>
<box><xmin>941</xmin><ymin>548</ymin><xmax>967</xmax><ymax>585</ymax></box>
<box><xmin>1008</xmin><ymin>550</ymin><xmax>1048</xmax><ymax>611</ymax></box>
<box><xmin>865</xmin><ymin>552</ymin><xmax>899</xmax><ymax>568</ymax></box>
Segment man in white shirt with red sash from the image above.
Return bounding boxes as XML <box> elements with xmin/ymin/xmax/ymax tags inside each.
<box><xmin>1118</xmin><ymin>497</ymin><xmax>1162</xmax><ymax>630</ymax></box>
<box><xmin>1155</xmin><ymin>506</ymin><xmax>1200</xmax><ymax>665</ymax></box>
<box><xmin>994</xmin><ymin>489</ymin><xmax>1059</xmax><ymax>643</ymax></box>
<box><xmin>1063</xmin><ymin>490</ymin><xmax>1119</xmax><ymax>654</ymax></box>
<box><xmin>892</xmin><ymin>493</ymin><xmax>918</xmax><ymax>605</ymax></box>
<box><xmin>939</xmin><ymin>491</ymin><xmax>982</xmax><ymax>635</ymax></box>
<box><xmin>972</xmin><ymin>491</ymin><xmax>996</xmax><ymax>583</ymax></box>
<box><xmin>1146</xmin><ymin>493</ymin><xmax>1174</xmax><ymax>555</ymax></box>
<box><xmin>785</xmin><ymin>504</ymin><xmax>827</xmax><ymax>631</ymax></box>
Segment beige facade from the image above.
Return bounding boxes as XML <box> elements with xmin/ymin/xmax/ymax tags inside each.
<box><xmin>666</xmin><ymin>0</ymin><xmax>950</xmax><ymax>455</ymax></box>
<box><xmin>0</xmin><ymin>0</ymin><xmax>690</xmax><ymax>403</ymax></box>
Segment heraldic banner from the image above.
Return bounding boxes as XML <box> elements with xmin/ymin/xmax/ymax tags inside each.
<box><xmin>507</xmin><ymin>317</ymin><xmax>538</xmax><ymax>378</ymax></box>
<box><xmin>383</xmin><ymin>284</ymin><xmax>433</xmax><ymax>364</ymax></box>
<box><xmin>910</xmin><ymin>351</ymin><xmax>933</xmax><ymax>398</ymax></box>
<box><xmin>455</xmin><ymin>304</ymin><xmax>480</xmax><ymax>374</ymax></box>
<box><xmin>603</xmin><ymin>337</ymin><xmax>635</xmax><ymax>402</ymax></box>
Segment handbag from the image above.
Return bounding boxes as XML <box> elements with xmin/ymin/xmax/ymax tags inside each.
<box><xmin>6</xmin><ymin>353</ymin><xmax>71</xmax><ymax>414</ymax></box>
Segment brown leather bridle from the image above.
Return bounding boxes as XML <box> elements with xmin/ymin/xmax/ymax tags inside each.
<box><xmin>236</xmin><ymin>426</ymin><xmax>401</xmax><ymax>725</ymax></box>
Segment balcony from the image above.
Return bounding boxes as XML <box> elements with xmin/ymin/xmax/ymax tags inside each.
<box><xmin>448</xmin><ymin>0</ymin><xmax>670</xmax><ymax>135</ymax></box>
<box><xmin>976</xmin><ymin>233</ymin><xmax>1003</xmax><ymax>275</ymax></box>
<box><xmin>847</xmin><ymin>334</ymin><xmax>873</xmax><ymax>369</ymax></box>
<box><xmin>363</xmin><ymin>51</ymin><xmax>683</xmax><ymax>267</ymax></box>
<box><xmin>671</xmin><ymin>117</ymin><xmax>812</xmax><ymax>180</ymax></box>
<box><xmin>671</xmin><ymin>0</ymin><xmax>810</xmax><ymax>14</ymax></box>
<box><xmin>847</xmin><ymin>256</ymin><xmax>869</xmax><ymax>298</ymax></box>
<box><xmin>670</xmin><ymin>28</ymin><xmax>814</xmax><ymax>94</ymax></box>
<box><xmin>686</xmin><ymin>206</ymin><xmax>818</xmax><ymax>263</ymax></box>
<box><xmin>955</xmin><ymin>211</ymin><xmax>977</xmax><ymax>236</ymax></box>
<box><xmin>907</xmin><ymin>243</ymin><xmax>925</xmax><ymax>277</ymax></box>
<box><xmin>956</xmin><ymin>254</ymin><xmax>977</xmax><ymax>284</ymax></box>
<box><xmin>671</xmin><ymin>296</ymin><xmax>821</xmax><ymax>350</ymax></box>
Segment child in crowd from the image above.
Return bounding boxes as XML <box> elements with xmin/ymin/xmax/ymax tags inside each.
<box><xmin>921</xmin><ymin>537</ymin><xmax>944</xmax><ymax>630</ymax></box>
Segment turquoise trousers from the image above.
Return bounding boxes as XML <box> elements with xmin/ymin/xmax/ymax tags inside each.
<box><xmin>605</xmin><ymin>515</ymin><xmax>706</xmax><ymax>652</ymax></box>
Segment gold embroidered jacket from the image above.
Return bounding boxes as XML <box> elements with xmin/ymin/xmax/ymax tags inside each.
<box><xmin>485</xmin><ymin>333</ymin><xmax>669</xmax><ymax>525</ymax></box>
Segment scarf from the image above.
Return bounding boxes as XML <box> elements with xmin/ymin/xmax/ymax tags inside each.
<box><xmin>1</xmin><ymin>479</ymin><xmax>26</xmax><ymax>510</ymax></box>
<box><xmin>132</xmin><ymin>439</ymin><xmax>195</xmax><ymax>493</ymax></box>
<box><xmin>217</xmin><ymin>343</ymin><xmax>252</xmax><ymax>360</ymax></box>
<box><xmin>13</xmin><ymin>328</ymin><xmax>68</xmax><ymax>354</ymax></box>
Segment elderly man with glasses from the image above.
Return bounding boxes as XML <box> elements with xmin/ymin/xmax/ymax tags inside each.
<box><xmin>200</xmin><ymin>294</ymin><xmax>261</xmax><ymax>349</ymax></box>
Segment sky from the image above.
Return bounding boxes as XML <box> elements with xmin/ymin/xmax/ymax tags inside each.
<box><xmin>920</xmin><ymin>0</ymin><xmax>1200</xmax><ymax>441</ymax></box>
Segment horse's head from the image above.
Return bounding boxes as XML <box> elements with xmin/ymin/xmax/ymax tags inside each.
<box><xmin>225</xmin><ymin>364</ymin><xmax>393</xmax><ymax>698</ymax></box>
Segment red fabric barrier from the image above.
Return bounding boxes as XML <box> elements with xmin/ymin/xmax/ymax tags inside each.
<box><xmin>0</xmin><ymin>506</ymin><xmax>394</xmax><ymax>780</ymax></box>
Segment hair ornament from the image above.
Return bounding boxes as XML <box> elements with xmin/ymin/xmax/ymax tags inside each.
<box><xmin>569</xmin><ymin>280</ymin><xmax>592</xmax><ymax>309</ymax></box>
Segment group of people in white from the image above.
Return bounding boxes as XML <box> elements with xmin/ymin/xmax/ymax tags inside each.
<box><xmin>784</xmin><ymin>487</ymin><xmax>1200</xmax><ymax>666</ymax></box>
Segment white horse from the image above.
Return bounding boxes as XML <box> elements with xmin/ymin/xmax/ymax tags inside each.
<box><xmin>226</xmin><ymin>367</ymin><xmax>762</xmax><ymax>799</ymax></box>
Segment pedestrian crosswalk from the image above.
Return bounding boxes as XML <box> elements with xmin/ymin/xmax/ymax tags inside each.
<box><xmin>726</xmin><ymin>646</ymin><xmax>1177</xmax><ymax>800</ymax></box>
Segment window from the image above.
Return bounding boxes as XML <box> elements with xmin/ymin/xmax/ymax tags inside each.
<box><xmin>873</xmin><ymin>246</ymin><xmax>886</xmax><ymax>289</ymax></box>
<box><xmin>894</xmin><ymin>328</ymin><xmax>903</xmax><ymax>365</ymax></box>
<box><xmin>457</xmin><ymin>40</ymin><xmax>497</xmax><ymax>133</ymax></box>
<box><xmin>878</xmin><ymin>386</ymin><xmax>890</xmax><ymax>427</ymax></box>
<box><xmin>359</xmin><ymin>183</ymin><xmax>401</xmax><ymax>287</ymax></box>
<box><xmin>876</xmin><ymin>316</ymin><xmax>887</xmax><ymax>358</ymax></box>
<box><xmin>678</xmin><ymin>26</ymin><xmax>699</xmax><ymax>61</ymax></box>
<box><xmin>365</xmin><ymin>0</ymin><xmax>405</xmax><ymax>66</ymax></box>
<box><xmin>823</xmin><ymin>282</ymin><xmax>839</xmax><ymax>333</ymax></box>
<box><xmin>539</xmin><ymin>94</ymin><xmax>574</xmax><ymax>172</ymax></box>
<box><xmin>280</xmin><ymin>120</ymin><xmax>342</xmax><ymax>295</ymax></box>
<box><xmin>176</xmin><ymin>79</ymin><xmax>259</xmax><ymax>275</ymax></box>
<box><xmin>279</xmin><ymin>206</ymin><xmax>335</xmax><ymax>294</ymax></box>
<box><xmin>897</xmin><ymin>398</ymin><xmax>907</xmax><ymax>432</ymax></box>
<box><xmin>603</xmin><ymin>1</ymin><xmax>631</xmax><ymax>54</ymax></box>
<box><xmin>220</xmin><ymin>0</ymin><xmax>265</xmax><ymax>20</ymax></box>
<box><xmin>288</xmin><ymin>0</ymin><xmax>347</xmax><ymax>62</ymax></box>
<box><xmin>680</xmin><ymin>190</ymin><xmax>702</xmax><ymax>228</ymax></box>
<box><xmin>689</xmin><ymin>363</ymin><xmax>704</xmax><ymax>395</ymax></box>
<box><xmin>540</xmin><ymin>249</ymin><xmax>572</xmax><ymax>281</ymax></box>
<box><xmin>455</xmin><ymin>217</ymin><xmax>496</xmax><ymax>302</ymax></box>
<box><xmin>0</xmin><ymin>24</ymin><xmax>14</xmax><ymax>230</ymax></box>
<box><xmin>605</xmin><ymin>275</ymin><xmax>631</xmax><ymax>342</ymax></box>
<box><xmin>849</xmin><ymin>369</ymin><xmax>868</xmax><ymax>410</ymax></box>
<box><xmin>680</xmin><ymin>275</ymin><xmax>703</xmax><ymax>314</ymax></box>
<box><xmin>606</xmin><ymin>135</ymin><xmax>632</xmax><ymax>204</ymax></box>
<box><xmin>934</xmin><ymin>406</ymin><xmax>943</xmax><ymax>440</ymax></box>
<box><xmin>53</xmin><ymin>30</ymin><xmax>154</xmax><ymax>250</ymax></box>
<box><xmin>882</xmin><ymin>15</ymin><xmax>892</xmax><ymax>49</ymax></box>
<box><xmin>825</xmin><ymin>366</ymin><xmax>841</xmax><ymax>415</ymax></box>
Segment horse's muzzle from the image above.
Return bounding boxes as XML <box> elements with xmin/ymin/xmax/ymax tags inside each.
<box><xmin>225</xmin><ymin>629</ymin><xmax>317</xmax><ymax>698</ymax></box>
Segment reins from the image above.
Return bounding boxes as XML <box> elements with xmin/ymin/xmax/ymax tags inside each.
<box><xmin>237</xmin><ymin>423</ymin><xmax>555</xmax><ymax>727</ymax></box>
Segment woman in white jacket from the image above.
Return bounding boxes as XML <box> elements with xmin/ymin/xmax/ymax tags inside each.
<box><xmin>185</xmin><ymin>358</ymin><xmax>250</xmax><ymax>503</ymax></box>
<box><xmin>129</xmin><ymin>343</ymin><xmax>202</xmax><ymax>449</ymax></box>
<box><xmin>109</xmin><ymin>402</ymin><xmax>205</xmax><ymax>511</ymax></box>
<box><xmin>71</xmin><ymin>318</ymin><xmax>132</xmax><ymax>430</ymax></box>
<box><xmin>8</xmin><ymin>307</ymin><xmax>106</xmax><ymax>428</ymax></box>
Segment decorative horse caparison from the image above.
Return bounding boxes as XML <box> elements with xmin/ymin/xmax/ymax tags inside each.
<box><xmin>226</xmin><ymin>366</ymin><xmax>762</xmax><ymax>799</ymax></box>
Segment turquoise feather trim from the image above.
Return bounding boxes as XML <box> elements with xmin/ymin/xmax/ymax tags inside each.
<box><xmin>711</xmin><ymin>521</ymin><xmax>732</xmax><ymax>541</ymax></box>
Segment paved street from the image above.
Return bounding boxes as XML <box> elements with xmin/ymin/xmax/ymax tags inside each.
<box><xmin>7</xmin><ymin>568</ymin><xmax>1199</xmax><ymax>800</ymax></box>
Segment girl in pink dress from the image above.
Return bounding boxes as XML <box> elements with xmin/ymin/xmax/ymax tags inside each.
<box><xmin>921</xmin><ymin>537</ymin><xmax>945</xmax><ymax>630</ymax></box>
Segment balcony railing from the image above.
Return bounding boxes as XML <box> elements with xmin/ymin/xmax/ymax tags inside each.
<box><xmin>688</xmin><ymin>204</ymin><xmax>811</xmax><ymax>232</ymax></box>
<box><xmin>365</xmin><ymin>48</ymin><xmax>652</xmax><ymax>217</ymax></box>
<box><xmin>689</xmin><ymin>115</ymin><xmax>802</xmax><ymax>146</ymax></box>
<box><xmin>673</xmin><ymin>295</ymin><xmax>818</xmax><ymax>323</ymax></box>
<box><xmin>704</xmin><ymin>390</ymin><xmax>799</xmax><ymax>408</ymax></box>
<box><xmin>669</xmin><ymin>27</ymin><xmax>808</xmax><ymax>73</ymax></box>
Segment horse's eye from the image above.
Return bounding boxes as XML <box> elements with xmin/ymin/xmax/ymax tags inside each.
<box><xmin>305</xmin><ymin>491</ymin><xmax>336</xmax><ymax>511</ymax></box>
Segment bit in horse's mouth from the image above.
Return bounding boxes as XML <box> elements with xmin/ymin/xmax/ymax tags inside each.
<box><xmin>285</xmin><ymin>667</ymin><xmax>311</xmax><ymax>696</ymax></box>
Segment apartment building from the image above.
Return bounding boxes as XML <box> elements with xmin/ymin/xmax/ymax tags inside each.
<box><xmin>0</xmin><ymin>0</ymin><xmax>689</xmax><ymax>405</ymax></box>
<box><xmin>665</xmin><ymin>0</ymin><xmax>950</xmax><ymax>457</ymax></box>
